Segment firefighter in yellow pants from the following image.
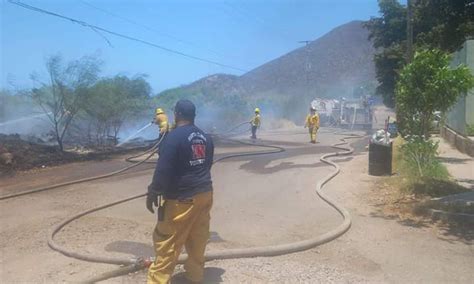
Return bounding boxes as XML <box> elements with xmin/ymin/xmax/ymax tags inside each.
<box><xmin>305</xmin><ymin>107</ymin><xmax>320</xmax><ymax>143</ymax></box>
<box><xmin>147</xmin><ymin>192</ymin><xmax>213</xmax><ymax>283</ymax></box>
<box><xmin>250</xmin><ymin>107</ymin><xmax>261</xmax><ymax>139</ymax></box>
<box><xmin>146</xmin><ymin>100</ymin><xmax>215</xmax><ymax>284</ymax></box>
<box><xmin>153</xmin><ymin>108</ymin><xmax>169</xmax><ymax>138</ymax></box>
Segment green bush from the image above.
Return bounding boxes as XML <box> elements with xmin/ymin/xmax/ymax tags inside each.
<box><xmin>396</xmin><ymin>49</ymin><xmax>474</xmax><ymax>137</ymax></box>
<box><xmin>466</xmin><ymin>124</ymin><xmax>474</xmax><ymax>136</ymax></box>
<box><xmin>399</xmin><ymin>136</ymin><xmax>449</xmax><ymax>179</ymax></box>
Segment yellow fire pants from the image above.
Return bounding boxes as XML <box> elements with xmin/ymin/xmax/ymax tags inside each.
<box><xmin>147</xmin><ymin>191</ymin><xmax>213</xmax><ymax>284</ymax></box>
<box><xmin>309</xmin><ymin>126</ymin><xmax>318</xmax><ymax>143</ymax></box>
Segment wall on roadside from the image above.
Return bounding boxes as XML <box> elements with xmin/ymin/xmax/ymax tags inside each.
<box><xmin>446</xmin><ymin>40</ymin><xmax>474</xmax><ymax>136</ymax></box>
<box><xmin>441</xmin><ymin>126</ymin><xmax>474</xmax><ymax>157</ymax></box>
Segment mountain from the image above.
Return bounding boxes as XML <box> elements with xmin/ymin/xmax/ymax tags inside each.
<box><xmin>239</xmin><ymin>20</ymin><xmax>375</xmax><ymax>97</ymax></box>
<box><xmin>154</xmin><ymin>21</ymin><xmax>376</xmax><ymax>123</ymax></box>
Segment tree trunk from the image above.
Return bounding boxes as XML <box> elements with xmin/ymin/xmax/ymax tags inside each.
<box><xmin>54</xmin><ymin>123</ymin><xmax>64</xmax><ymax>152</ymax></box>
<box><xmin>56</xmin><ymin>132</ymin><xmax>64</xmax><ymax>152</ymax></box>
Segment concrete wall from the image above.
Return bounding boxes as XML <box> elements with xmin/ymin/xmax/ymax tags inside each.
<box><xmin>446</xmin><ymin>40</ymin><xmax>474</xmax><ymax>136</ymax></box>
<box><xmin>466</xmin><ymin>40</ymin><xmax>474</xmax><ymax>130</ymax></box>
<box><xmin>441</xmin><ymin>126</ymin><xmax>474</xmax><ymax>157</ymax></box>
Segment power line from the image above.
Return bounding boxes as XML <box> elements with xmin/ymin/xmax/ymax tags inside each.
<box><xmin>78</xmin><ymin>0</ymin><xmax>227</xmax><ymax>58</ymax></box>
<box><xmin>8</xmin><ymin>0</ymin><xmax>247</xmax><ymax>72</ymax></box>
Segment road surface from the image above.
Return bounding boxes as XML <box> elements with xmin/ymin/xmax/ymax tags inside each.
<box><xmin>1</xmin><ymin>124</ymin><xmax>472</xmax><ymax>283</ymax></box>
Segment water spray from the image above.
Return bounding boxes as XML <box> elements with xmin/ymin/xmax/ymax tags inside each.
<box><xmin>117</xmin><ymin>122</ymin><xmax>153</xmax><ymax>147</ymax></box>
<box><xmin>0</xmin><ymin>112</ymin><xmax>52</xmax><ymax>127</ymax></box>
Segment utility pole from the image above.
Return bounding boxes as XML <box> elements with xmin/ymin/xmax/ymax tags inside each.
<box><xmin>406</xmin><ymin>0</ymin><xmax>414</xmax><ymax>63</ymax></box>
<box><xmin>299</xmin><ymin>40</ymin><xmax>312</xmax><ymax>99</ymax></box>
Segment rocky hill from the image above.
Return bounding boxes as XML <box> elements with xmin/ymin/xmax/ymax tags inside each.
<box><xmin>239</xmin><ymin>20</ymin><xmax>375</xmax><ymax>98</ymax></box>
<box><xmin>154</xmin><ymin>20</ymin><xmax>376</xmax><ymax>123</ymax></box>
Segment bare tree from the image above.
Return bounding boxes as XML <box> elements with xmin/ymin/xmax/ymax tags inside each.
<box><xmin>30</xmin><ymin>54</ymin><xmax>101</xmax><ymax>151</ymax></box>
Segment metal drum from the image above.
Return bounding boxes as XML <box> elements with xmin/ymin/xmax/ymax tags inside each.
<box><xmin>368</xmin><ymin>142</ymin><xmax>392</xmax><ymax>176</ymax></box>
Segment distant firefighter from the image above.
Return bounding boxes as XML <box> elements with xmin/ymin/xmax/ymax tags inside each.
<box><xmin>153</xmin><ymin>108</ymin><xmax>169</xmax><ymax>138</ymax></box>
<box><xmin>305</xmin><ymin>107</ymin><xmax>320</xmax><ymax>143</ymax></box>
<box><xmin>250</xmin><ymin>107</ymin><xmax>261</xmax><ymax>139</ymax></box>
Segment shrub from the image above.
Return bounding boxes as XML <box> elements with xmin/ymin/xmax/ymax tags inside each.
<box><xmin>466</xmin><ymin>124</ymin><xmax>474</xmax><ymax>136</ymax></box>
<box><xmin>395</xmin><ymin>49</ymin><xmax>474</xmax><ymax>138</ymax></box>
<box><xmin>399</xmin><ymin>136</ymin><xmax>448</xmax><ymax>179</ymax></box>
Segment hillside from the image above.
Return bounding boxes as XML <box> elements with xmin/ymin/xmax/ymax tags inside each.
<box><xmin>239</xmin><ymin>20</ymin><xmax>375</xmax><ymax>98</ymax></box>
<box><xmin>154</xmin><ymin>20</ymin><xmax>376</xmax><ymax>124</ymax></box>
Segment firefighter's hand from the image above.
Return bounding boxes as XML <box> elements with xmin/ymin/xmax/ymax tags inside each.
<box><xmin>146</xmin><ymin>191</ymin><xmax>159</xmax><ymax>213</ymax></box>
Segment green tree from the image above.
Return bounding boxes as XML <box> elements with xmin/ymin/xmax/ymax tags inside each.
<box><xmin>85</xmin><ymin>75</ymin><xmax>151</xmax><ymax>145</ymax></box>
<box><xmin>415</xmin><ymin>0</ymin><xmax>474</xmax><ymax>53</ymax></box>
<box><xmin>396</xmin><ymin>49</ymin><xmax>474</xmax><ymax>138</ymax></box>
<box><xmin>30</xmin><ymin>54</ymin><xmax>101</xmax><ymax>151</ymax></box>
<box><xmin>365</xmin><ymin>0</ymin><xmax>407</xmax><ymax>107</ymax></box>
<box><xmin>365</xmin><ymin>0</ymin><xmax>474</xmax><ymax>107</ymax></box>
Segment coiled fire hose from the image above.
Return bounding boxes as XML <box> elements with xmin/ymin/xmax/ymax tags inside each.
<box><xmin>48</xmin><ymin>130</ymin><xmax>361</xmax><ymax>283</ymax></box>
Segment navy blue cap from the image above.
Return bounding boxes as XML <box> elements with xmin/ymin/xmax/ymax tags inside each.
<box><xmin>174</xmin><ymin>99</ymin><xmax>196</xmax><ymax>119</ymax></box>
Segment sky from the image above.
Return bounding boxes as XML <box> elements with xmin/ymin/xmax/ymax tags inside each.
<box><xmin>1</xmin><ymin>0</ymin><xmax>381</xmax><ymax>94</ymax></box>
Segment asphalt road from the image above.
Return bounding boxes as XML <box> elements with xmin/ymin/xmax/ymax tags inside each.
<box><xmin>0</xmin><ymin>127</ymin><xmax>353</xmax><ymax>282</ymax></box>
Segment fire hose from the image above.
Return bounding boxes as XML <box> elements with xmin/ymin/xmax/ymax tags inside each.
<box><xmin>47</xmin><ymin>137</ymin><xmax>286</xmax><ymax>268</ymax></box>
<box><xmin>0</xmin><ymin>123</ymin><xmax>363</xmax><ymax>282</ymax></box>
<box><xmin>48</xmin><ymin>130</ymin><xmax>361</xmax><ymax>283</ymax></box>
<box><xmin>0</xmin><ymin>136</ymin><xmax>165</xmax><ymax>201</ymax></box>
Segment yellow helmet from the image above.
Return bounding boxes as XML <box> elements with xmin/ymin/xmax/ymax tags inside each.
<box><xmin>156</xmin><ymin>108</ymin><xmax>164</xmax><ymax>115</ymax></box>
<box><xmin>255</xmin><ymin>107</ymin><xmax>260</xmax><ymax>113</ymax></box>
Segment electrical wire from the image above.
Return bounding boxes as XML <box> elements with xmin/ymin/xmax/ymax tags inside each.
<box><xmin>7</xmin><ymin>0</ymin><xmax>247</xmax><ymax>72</ymax></box>
<box><xmin>78</xmin><ymin>0</ymin><xmax>227</xmax><ymax>58</ymax></box>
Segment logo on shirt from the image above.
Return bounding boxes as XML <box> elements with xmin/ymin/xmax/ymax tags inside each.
<box><xmin>192</xmin><ymin>144</ymin><xmax>206</xmax><ymax>160</ymax></box>
<box><xmin>189</xmin><ymin>142</ymin><xmax>206</xmax><ymax>166</ymax></box>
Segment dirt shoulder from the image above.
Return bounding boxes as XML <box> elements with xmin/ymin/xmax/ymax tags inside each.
<box><xmin>0</xmin><ymin>133</ymin><xmax>153</xmax><ymax>177</ymax></box>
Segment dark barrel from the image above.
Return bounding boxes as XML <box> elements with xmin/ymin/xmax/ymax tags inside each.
<box><xmin>368</xmin><ymin>142</ymin><xmax>392</xmax><ymax>176</ymax></box>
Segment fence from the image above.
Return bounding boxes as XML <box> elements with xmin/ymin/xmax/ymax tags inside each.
<box><xmin>446</xmin><ymin>40</ymin><xmax>474</xmax><ymax>136</ymax></box>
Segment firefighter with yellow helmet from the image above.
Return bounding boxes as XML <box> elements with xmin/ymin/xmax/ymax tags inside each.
<box><xmin>250</xmin><ymin>107</ymin><xmax>261</xmax><ymax>139</ymax></box>
<box><xmin>305</xmin><ymin>107</ymin><xmax>320</xmax><ymax>143</ymax></box>
<box><xmin>153</xmin><ymin>108</ymin><xmax>169</xmax><ymax>138</ymax></box>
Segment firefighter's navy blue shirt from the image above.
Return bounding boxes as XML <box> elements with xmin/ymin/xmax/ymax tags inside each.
<box><xmin>148</xmin><ymin>124</ymin><xmax>214</xmax><ymax>200</ymax></box>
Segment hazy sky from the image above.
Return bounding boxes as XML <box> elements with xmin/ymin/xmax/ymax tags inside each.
<box><xmin>1</xmin><ymin>0</ymin><xmax>381</xmax><ymax>93</ymax></box>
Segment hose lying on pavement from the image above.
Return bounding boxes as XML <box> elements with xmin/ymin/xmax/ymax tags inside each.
<box><xmin>48</xmin><ymin>130</ymin><xmax>362</xmax><ymax>283</ymax></box>
<box><xmin>0</xmin><ymin>136</ymin><xmax>165</xmax><ymax>201</ymax></box>
<box><xmin>48</xmin><ymin>137</ymin><xmax>286</xmax><ymax>267</ymax></box>
<box><xmin>0</xmin><ymin>123</ymin><xmax>265</xmax><ymax>200</ymax></box>
<box><xmin>217</xmin><ymin>121</ymin><xmax>251</xmax><ymax>136</ymax></box>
